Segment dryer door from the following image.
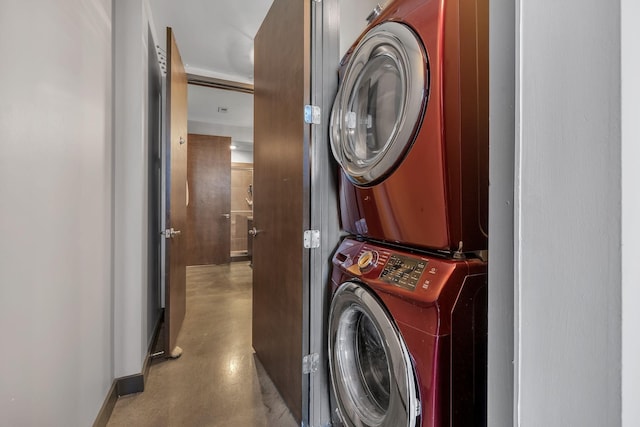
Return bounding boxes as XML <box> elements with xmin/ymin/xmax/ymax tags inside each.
<box><xmin>330</xmin><ymin>22</ymin><xmax>428</xmax><ymax>186</ymax></box>
<box><xmin>328</xmin><ymin>281</ymin><xmax>419</xmax><ymax>427</ymax></box>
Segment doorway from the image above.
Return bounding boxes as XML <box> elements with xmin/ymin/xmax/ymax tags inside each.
<box><xmin>143</xmin><ymin>1</ymin><xmax>342</xmax><ymax>425</ymax></box>
<box><xmin>230</xmin><ymin>162</ymin><xmax>253</xmax><ymax>261</ymax></box>
<box><xmin>186</xmin><ymin>83</ymin><xmax>254</xmax><ymax>265</ymax></box>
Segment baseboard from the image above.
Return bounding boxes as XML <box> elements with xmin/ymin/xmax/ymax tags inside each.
<box><xmin>92</xmin><ymin>311</ymin><xmax>164</xmax><ymax>426</ymax></box>
<box><xmin>119</xmin><ymin>310</ymin><xmax>164</xmax><ymax>395</ymax></box>
<box><xmin>92</xmin><ymin>371</ymin><xmax>143</xmax><ymax>427</ymax></box>
<box><xmin>92</xmin><ymin>381</ymin><xmax>118</xmax><ymax>427</ymax></box>
<box><xmin>116</xmin><ymin>373</ymin><xmax>145</xmax><ymax>396</ymax></box>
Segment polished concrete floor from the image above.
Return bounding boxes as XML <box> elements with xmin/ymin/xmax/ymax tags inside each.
<box><xmin>107</xmin><ymin>262</ymin><xmax>298</xmax><ymax>427</ymax></box>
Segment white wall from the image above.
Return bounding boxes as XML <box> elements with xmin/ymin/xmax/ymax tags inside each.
<box><xmin>339</xmin><ymin>0</ymin><xmax>380</xmax><ymax>56</ymax></box>
<box><xmin>188</xmin><ymin>119</ymin><xmax>254</xmax><ymax>162</ymax></box>
<box><xmin>232</xmin><ymin>150</ymin><xmax>254</xmax><ymax>164</ymax></box>
<box><xmin>621</xmin><ymin>1</ymin><xmax>640</xmax><ymax>425</ymax></box>
<box><xmin>188</xmin><ymin>119</ymin><xmax>253</xmax><ymax>145</ymax></box>
<box><xmin>113</xmin><ymin>0</ymin><xmax>158</xmax><ymax>378</ymax></box>
<box><xmin>515</xmin><ymin>1</ymin><xmax>621</xmax><ymax>425</ymax></box>
<box><xmin>0</xmin><ymin>1</ymin><xmax>113</xmax><ymax>426</ymax></box>
<box><xmin>488</xmin><ymin>0</ymin><xmax>515</xmax><ymax>424</ymax></box>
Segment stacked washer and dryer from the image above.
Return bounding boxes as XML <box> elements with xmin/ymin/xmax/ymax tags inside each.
<box><xmin>327</xmin><ymin>0</ymin><xmax>489</xmax><ymax>426</ymax></box>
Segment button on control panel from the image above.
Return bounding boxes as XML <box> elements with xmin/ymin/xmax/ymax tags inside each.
<box><xmin>379</xmin><ymin>254</ymin><xmax>428</xmax><ymax>291</ymax></box>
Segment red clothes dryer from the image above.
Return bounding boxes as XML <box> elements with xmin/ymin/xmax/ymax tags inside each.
<box><xmin>328</xmin><ymin>238</ymin><xmax>487</xmax><ymax>427</ymax></box>
<box><xmin>330</xmin><ymin>0</ymin><xmax>489</xmax><ymax>255</ymax></box>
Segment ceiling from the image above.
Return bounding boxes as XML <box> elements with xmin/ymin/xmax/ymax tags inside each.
<box><xmin>146</xmin><ymin>0</ymin><xmax>378</xmax><ymax>153</ymax></box>
<box><xmin>149</xmin><ymin>0</ymin><xmax>274</xmax><ymax>82</ymax></box>
<box><xmin>148</xmin><ymin>0</ymin><xmax>275</xmax><ymax>151</ymax></box>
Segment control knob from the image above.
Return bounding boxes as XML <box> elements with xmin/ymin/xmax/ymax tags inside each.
<box><xmin>357</xmin><ymin>250</ymin><xmax>378</xmax><ymax>273</ymax></box>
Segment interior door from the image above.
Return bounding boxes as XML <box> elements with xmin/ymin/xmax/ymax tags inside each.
<box><xmin>252</xmin><ymin>0</ymin><xmax>310</xmax><ymax>423</ymax></box>
<box><xmin>164</xmin><ymin>27</ymin><xmax>188</xmax><ymax>358</ymax></box>
<box><xmin>186</xmin><ymin>134</ymin><xmax>231</xmax><ymax>265</ymax></box>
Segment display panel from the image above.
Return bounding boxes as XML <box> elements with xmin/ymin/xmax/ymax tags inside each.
<box><xmin>379</xmin><ymin>254</ymin><xmax>427</xmax><ymax>290</ymax></box>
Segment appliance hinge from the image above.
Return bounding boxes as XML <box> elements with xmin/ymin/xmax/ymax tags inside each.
<box><xmin>304</xmin><ymin>105</ymin><xmax>321</xmax><ymax>125</ymax></box>
<box><xmin>302</xmin><ymin>353</ymin><xmax>319</xmax><ymax>374</ymax></box>
<box><xmin>303</xmin><ymin>230</ymin><xmax>320</xmax><ymax>249</ymax></box>
<box><xmin>453</xmin><ymin>241</ymin><xmax>466</xmax><ymax>259</ymax></box>
<box><xmin>366</xmin><ymin>4</ymin><xmax>384</xmax><ymax>23</ymax></box>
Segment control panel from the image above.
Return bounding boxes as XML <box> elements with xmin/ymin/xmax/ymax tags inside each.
<box><xmin>333</xmin><ymin>238</ymin><xmax>437</xmax><ymax>293</ymax></box>
<box><xmin>379</xmin><ymin>254</ymin><xmax>428</xmax><ymax>291</ymax></box>
<box><xmin>332</xmin><ymin>238</ymin><xmax>486</xmax><ymax>308</ymax></box>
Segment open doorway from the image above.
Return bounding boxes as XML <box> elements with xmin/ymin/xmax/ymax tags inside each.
<box><xmin>131</xmin><ymin>0</ymin><xmax>365</xmax><ymax>426</ymax></box>
<box><xmin>186</xmin><ymin>83</ymin><xmax>254</xmax><ymax>265</ymax></box>
<box><xmin>230</xmin><ymin>162</ymin><xmax>253</xmax><ymax>261</ymax></box>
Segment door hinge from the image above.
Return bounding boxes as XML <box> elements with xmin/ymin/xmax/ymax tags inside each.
<box><xmin>302</xmin><ymin>353</ymin><xmax>319</xmax><ymax>374</ymax></box>
<box><xmin>303</xmin><ymin>230</ymin><xmax>320</xmax><ymax>249</ymax></box>
<box><xmin>304</xmin><ymin>105</ymin><xmax>321</xmax><ymax>125</ymax></box>
<box><xmin>161</xmin><ymin>228</ymin><xmax>182</xmax><ymax>239</ymax></box>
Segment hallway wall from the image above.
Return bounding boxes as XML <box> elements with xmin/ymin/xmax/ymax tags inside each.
<box><xmin>515</xmin><ymin>0</ymin><xmax>621</xmax><ymax>425</ymax></box>
<box><xmin>621</xmin><ymin>0</ymin><xmax>640</xmax><ymax>424</ymax></box>
<box><xmin>113</xmin><ymin>0</ymin><xmax>159</xmax><ymax>379</ymax></box>
<box><xmin>487</xmin><ymin>0</ymin><xmax>515</xmax><ymax>424</ymax></box>
<box><xmin>0</xmin><ymin>1</ymin><xmax>114</xmax><ymax>426</ymax></box>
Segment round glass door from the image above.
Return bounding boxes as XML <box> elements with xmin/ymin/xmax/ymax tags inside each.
<box><xmin>328</xmin><ymin>282</ymin><xmax>420</xmax><ymax>427</ymax></box>
<box><xmin>330</xmin><ymin>22</ymin><xmax>428</xmax><ymax>185</ymax></box>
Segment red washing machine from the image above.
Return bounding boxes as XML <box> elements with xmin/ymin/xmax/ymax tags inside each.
<box><xmin>328</xmin><ymin>238</ymin><xmax>487</xmax><ymax>427</ymax></box>
<box><xmin>330</xmin><ymin>0</ymin><xmax>489</xmax><ymax>255</ymax></box>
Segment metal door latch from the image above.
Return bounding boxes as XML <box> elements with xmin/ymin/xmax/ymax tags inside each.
<box><xmin>161</xmin><ymin>228</ymin><xmax>182</xmax><ymax>239</ymax></box>
<box><xmin>303</xmin><ymin>353</ymin><xmax>319</xmax><ymax>374</ymax></box>
<box><xmin>303</xmin><ymin>230</ymin><xmax>320</xmax><ymax>249</ymax></box>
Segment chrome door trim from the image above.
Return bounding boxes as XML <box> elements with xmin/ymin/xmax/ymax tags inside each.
<box><xmin>328</xmin><ymin>281</ymin><xmax>420</xmax><ymax>427</ymax></box>
<box><xmin>330</xmin><ymin>22</ymin><xmax>428</xmax><ymax>185</ymax></box>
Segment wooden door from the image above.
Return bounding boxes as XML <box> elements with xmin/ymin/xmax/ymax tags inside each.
<box><xmin>164</xmin><ymin>27</ymin><xmax>188</xmax><ymax>358</ymax></box>
<box><xmin>252</xmin><ymin>0</ymin><xmax>310</xmax><ymax>423</ymax></box>
<box><xmin>186</xmin><ymin>134</ymin><xmax>231</xmax><ymax>265</ymax></box>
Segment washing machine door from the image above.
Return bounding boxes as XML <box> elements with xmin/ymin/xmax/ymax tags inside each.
<box><xmin>329</xmin><ymin>281</ymin><xmax>419</xmax><ymax>427</ymax></box>
<box><xmin>330</xmin><ymin>22</ymin><xmax>428</xmax><ymax>186</ymax></box>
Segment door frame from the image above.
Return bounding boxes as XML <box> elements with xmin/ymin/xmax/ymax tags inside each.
<box><xmin>307</xmin><ymin>0</ymin><xmax>342</xmax><ymax>425</ymax></box>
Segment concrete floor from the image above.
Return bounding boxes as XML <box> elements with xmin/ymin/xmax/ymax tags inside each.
<box><xmin>107</xmin><ymin>262</ymin><xmax>298</xmax><ymax>427</ymax></box>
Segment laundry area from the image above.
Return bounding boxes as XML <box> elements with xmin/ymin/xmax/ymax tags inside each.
<box><xmin>1</xmin><ymin>0</ymin><xmax>635</xmax><ymax>426</ymax></box>
<box><xmin>326</xmin><ymin>0</ymin><xmax>488</xmax><ymax>424</ymax></box>
<box><xmin>111</xmin><ymin>0</ymin><xmax>490</xmax><ymax>425</ymax></box>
